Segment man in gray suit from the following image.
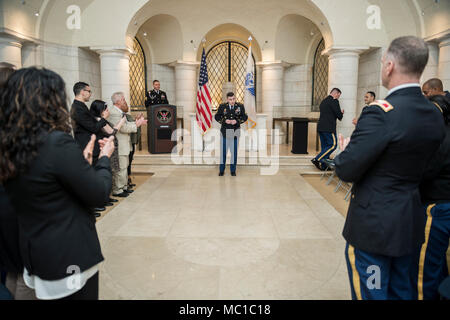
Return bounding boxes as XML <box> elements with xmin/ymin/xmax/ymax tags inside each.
<box><xmin>108</xmin><ymin>92</ymin><xmax>147</xmax><ymax>197</ymax></box>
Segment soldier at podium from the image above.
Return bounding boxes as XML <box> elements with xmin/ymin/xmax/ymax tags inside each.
<box><xmin>145</xmin><ymin>80</ymin><xmax>169</xmax><ymax>108</ymax></box>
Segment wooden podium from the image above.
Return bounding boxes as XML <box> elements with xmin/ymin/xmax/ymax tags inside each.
<box><xmin>147</xmin><ymin>104</ymin><xmax>177</xmax><ymax>154</ymax></box>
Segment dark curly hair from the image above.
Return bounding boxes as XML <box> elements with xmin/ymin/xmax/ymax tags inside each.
<box><xmin>0</xmin><ymin>67</ymin><xmax>72</xmax><ymax>182</ymax></box>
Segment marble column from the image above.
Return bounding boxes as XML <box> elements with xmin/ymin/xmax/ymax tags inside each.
<box><xmin>258</xmin><ymin>61</ymin><xmax>286</xmax><ymax>142</ymax></box>
<box><xmin>324</xmin><ymin>47</ymin><xmax>367</xmax><ymax>139</ymax></box>
<box><xmin>171</xmin><ymin>61</ymin><xmax>199</xmax><ymax>127</ymax></box>
<box><xmin>92</xmin><ymin>47</ymin><xmax>131</xmax><ymax>105</ymax></box>
<box><xmin>0</xmin><ymin>35</ymin><xmax>22</xmax><ymax>68</ymax></box>
<box><xmin>438</xmin><ymin>35</ymin><xmax>450</xmax><ymax>91</ymax></box>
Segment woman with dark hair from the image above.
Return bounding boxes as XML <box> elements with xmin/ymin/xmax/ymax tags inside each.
<box><xmin>90</xmin><ymin>99</ymin><xmax>126</xmax><ymax>202</ymax></box>
<box><xmin>0</xmin><ymin>64</ymin><xmax>24</xmax><ymax>300</ymax></box>
<box><xmin>0</xmin><ymin>67</ymin><xmax>115</xmax><ymax>300</ymax></box>
<box><xmin>414</xmin><ymin>94</ymin><xmax>450</xmax><ymax>300</ymax></box>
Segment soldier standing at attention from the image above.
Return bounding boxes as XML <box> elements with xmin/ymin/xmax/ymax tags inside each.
<box><xmin>145</xmin><ymin>80</ymin><xmax>169</xmax><ymax>108</ymax></box>
<box><xmin>334</xmin><ymin>36</ymin><xmax>446</xmax><ymax>300</ymax></box>
<box><xmin>214</xmin><ymin>92</ymin><xmax>248</xmax><ymax>176</ymax></box>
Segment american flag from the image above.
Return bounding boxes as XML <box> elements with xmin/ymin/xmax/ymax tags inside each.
<box><xmin>196</xmin><ymin>48</ymin><xmax>213</xmax><ymax>134</ymax></box>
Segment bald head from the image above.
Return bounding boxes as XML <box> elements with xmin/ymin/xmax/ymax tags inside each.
<box><xmin>422</xmin><ymin>78</ymin><xmax>445</xmax><ymax>97</ymax></box>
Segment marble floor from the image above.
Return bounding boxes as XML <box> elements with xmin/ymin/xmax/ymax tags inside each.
<box><xmin>96</xmin><ymin>166</ymin><xmax>351</xmax><ymax>300</ymax></box>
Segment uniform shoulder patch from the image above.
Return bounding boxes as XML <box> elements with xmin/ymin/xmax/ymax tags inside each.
<box><xmin>369</xmin><ymin>100</ymin><xmax>394</xmax><ymax>112</ymax></box>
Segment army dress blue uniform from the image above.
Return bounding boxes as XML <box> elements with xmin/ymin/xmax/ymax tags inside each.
<box><xmin>414</xmin><ymin>99</ymin><xmax>450</xmax><ymax>300</ymax></box>
<box><xmin>145</xmin><ymin>89</ymin><xmax>169</xmax><ymax>108</ymax></box>
<box><xmin>334</xmin><ymin>85</ymin><xmax>446</xmax><ymax>300</ymax></box>
<box><xmin>313</xmin><ymin>95</ymin><xmax>344</xmax><ymax>169</ymax></box>
<box><xmin>214</xmin><ymin>103</ymin><xmax>248</xmax><ymax>175</ymax></box>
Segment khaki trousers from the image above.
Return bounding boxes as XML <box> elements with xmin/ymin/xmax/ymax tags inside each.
<box><xmin>113</xmin><ymin>155</ymin><xmax>129</xmax><ymax>194</ymax></box>
<box><xmin>6</xmin><ymin>273</ymin><xmax>37</xmax><ymax>300</ymax></box>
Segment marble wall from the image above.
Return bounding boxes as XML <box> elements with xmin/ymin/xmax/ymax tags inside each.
<box><xmin>283</xmin><ymin>64</ymin><xmax>312</xmax><ymax>110</ymax></box>
<box><xmin>421</xmin><ymin>42</ymin><xmax>439</xmax><ymax>85</ymax></box>
<box><xmin>21</xmin><ymin>42</ymin><xmax>102</xmax><ymax>105</ymax></box>
<box><xmin>78</xmin><ymin>48</ymin><xmax>102</xmax><ymax>103</ymax></box>
<box><xmin>356</xmin><ymin>48</ymin><xmax>387</xmax><ymax>116</ymax></box>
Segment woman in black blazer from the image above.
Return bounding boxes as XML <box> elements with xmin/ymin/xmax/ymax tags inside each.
<box><xmin>0</xmin><ymin>67</ymin><xmax>115</xmax><ymax>300</ymax></box>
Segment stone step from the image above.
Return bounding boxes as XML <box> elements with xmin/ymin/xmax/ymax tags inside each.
<box><xmin>132</xmin><ymin>154</ymin><xmax>315</xmax><ymax>166</ymax></box>
<box><xmin>131</xmin><ymin>154</ymin><xmax>321</xmax><ymax>174</ymax></box>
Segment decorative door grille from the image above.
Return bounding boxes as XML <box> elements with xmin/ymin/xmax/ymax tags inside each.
<box><xmin>206</xmin><ymin>41</ymin><xmax>256</xmax><ymax>111</ymax></box>
<box><xmin>312</xmin><ymin>39</ymin><xmax>328</xmax><ymax>111</ymax></box>
<box><xmin>129</xmin><ymin>37</ymin><xmax>147</xmax><ymax>109</ymax></box>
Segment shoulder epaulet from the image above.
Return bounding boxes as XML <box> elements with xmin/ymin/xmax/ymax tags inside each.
<box><xmin>369</xmin><ymin>100</ymin><xmax>394</xmax><ymax>112</ymax></box>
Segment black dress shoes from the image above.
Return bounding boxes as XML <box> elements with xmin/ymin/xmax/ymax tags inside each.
<box><xmin>113</xmin><ymin>192</ymin><xmax>129</xmax><ymax>198</ymax></box>
<box><xmin>105</xmin><ymin>202</ymin><xmax>114</xmax><ymax>207</ymax></box>
<box><xmin>124</xmin><ymin>189</ymin><xmax>134</xmax><ymax>194</ymax></box>
<box><xmin>231</xmin><ymin>172</ymin><xmax>237</xmax><ymax>176</ymax></box>
<box><xmin>93</xmin><ymin>207</ymin><xmax>106</xmax><ymax>212</ymax></box>
<box><xmin>311</xmin><ymin>159</ymin><xmax>322</xmax><ymax>171</ymax></box>
<box><xmin>109</xmin><ymin>198</ymin><xmax>118</xmax><ymax>203</ymax></box>
<box><xmin>128</xmin><ymin>183</ymin><xmax>136</xmax><ymax>188</ymax></box>
<box><xmin>219</xmin><ymin>172</ymin><xmax>224</xmax><ymax>176</ymax></box>
<box><xmin>94</xmin><ymin>212</ymin><xmax>101</xmax><ymax>218</ymax></box>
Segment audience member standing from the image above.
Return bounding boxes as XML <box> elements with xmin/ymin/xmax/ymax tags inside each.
<box><xmin>0</xmin><ymin>64</ymin><xmax>36</xmax><ymax>300</ymax></box>
<box><xmin>422</xmin><ymin>78</ymin><xmax>450</xmax><ymax>99</ymax></box>
<box><xmin>71</xmin><ymin>82</ymin><xmax>107</xmax><ymax>163</ymax></box>
<box><xmin>352</xmin><ymin>91</ymin><xmax>376</xmax><ymax>126</ymax></box>
<box><xmin>108</xmin><ymin>92</ymin><xmax>146</xmax><ymax>197</ymax></box>
<box><xmin>90</xmin><ymin>100</ymin><xmax>126</xmax><ymax>204</ymax></box>
<box><xmin>0</xmin><ymin>67</ymin><xmax>115</xmax><ymax>300</ymax></box>
<box><xmin>334</xmin><ymin>36</ymin><xmax>445</xmax><ymax>300</ymax></box>
<box><xmin>413</xmin><ymin>94</ymin><xmax>450</xmax><ymax>300</ymax></box>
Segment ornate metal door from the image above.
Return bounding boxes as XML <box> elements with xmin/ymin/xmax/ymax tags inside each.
<box><xmin>129</xmin><ymin>37</ymin><xmax>147</xmax><ymax>109</ymax></box>
<box><xmin>206</xmin><ymin>41</ymin><xmax>256</xmax><ymax>111</ymax></box>
<box><xmin>312</xmin><ymin>39</ymin><xmax>329</xmax><ymax>111</ymax></box>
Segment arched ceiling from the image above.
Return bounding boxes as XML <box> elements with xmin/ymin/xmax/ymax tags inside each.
<box><xmin>0</xmin><ymin>0</ymin><xmax>448</xmax><ymax>61</ymax></box>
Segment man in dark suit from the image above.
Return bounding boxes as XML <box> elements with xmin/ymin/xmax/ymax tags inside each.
<box><xmin>311</xmin><ymin>88</ymin><xmax>344</xmax><ymax>170</ymax></box>
<box><xmin>334</xmin><ymin>36</ymin><xmax>446</xmax><ymax>300</ymax></box>
<box><xmin>214</xmin><ymin>92</ymin><xmax>248</xmax><ymax>176</ymax></box>
<box><xmin>71</xmin><ymin>82</ymin><xmax>108</xmax><ymax>213</ymax></box>
<box><xmin>71</xmin><ymin>82</ymin><xmax>107</xmax><ymax>162</ymax></box>
<box><xmin>145</xmin><ymin>80</ymin><xmax>169</xmax><ymax>108</ymax></box>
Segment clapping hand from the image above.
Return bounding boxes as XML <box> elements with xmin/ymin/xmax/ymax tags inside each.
<box><xmin>136</xmin><ymin>116</ymin><xmax>148</xmax><ymax>127</ymax></box>
<box><xmin>83</xmin><ymin>134</ymin><xmax>96</xmax><ymax>165</ymax></box>
<box><xmin>99</xmin><ymin>136</ymin><xmax>115</xmax><ymax>158</ymax></box>
<box><xmin>338</xmin><ymin>134</ymin><xmax>351</xmax><ymax>152</ymax></box>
